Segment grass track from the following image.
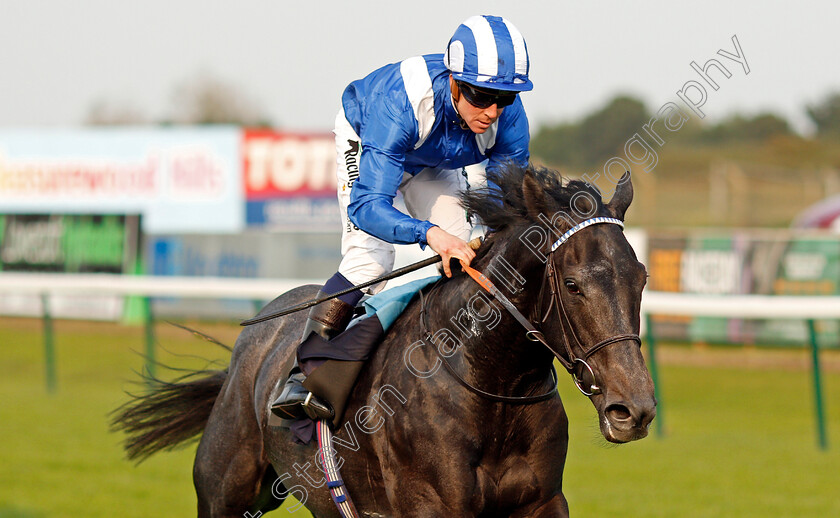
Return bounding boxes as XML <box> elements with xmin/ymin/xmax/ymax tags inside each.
<box><xmin>1</xmin><ymin>318</ymin><xmax>838</xmax><ymax>517</ymax></box>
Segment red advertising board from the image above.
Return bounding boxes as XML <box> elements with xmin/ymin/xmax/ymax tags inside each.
<box><xmin>243</xmin><ymin>129</ymin><xmax>336</xmax><ymax>199</ymax></box>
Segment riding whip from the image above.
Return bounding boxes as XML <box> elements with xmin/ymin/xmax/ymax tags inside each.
<box><xmin>240</xmin><ymin>237</ymin><xmax>483</xmax><ymax>326</ymax></box>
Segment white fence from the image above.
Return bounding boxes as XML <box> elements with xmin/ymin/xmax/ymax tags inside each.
<box><xmin>0</xmin><ymin>272</ymin><xmax>320</xmax><ymax>300</ymax></box>
<box><xmin>0</xmin><ymin>272</ymin><xmax>832</xmax><ymax>449</ymax></box>
<box><xmin>642</xmin><ymin>292</ymin><xmax>840</xmax><ymax>319</ymax></box>
<box><xmin>5</xmin><ymin>272</ymin><xmax>840</xmax><ymax>319</ymax></box>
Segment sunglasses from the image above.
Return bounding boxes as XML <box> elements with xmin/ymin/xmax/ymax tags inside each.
<box><xmin>456</xmin><ymin>81</ymin><xmax>517</xmax><ymax>109</ymax></box>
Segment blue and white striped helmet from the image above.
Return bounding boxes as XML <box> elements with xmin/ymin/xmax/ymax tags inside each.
<box><xmin>444</xmin><ymin>15</ymin><xmax>533</xmax><ymax>92</ymax></box>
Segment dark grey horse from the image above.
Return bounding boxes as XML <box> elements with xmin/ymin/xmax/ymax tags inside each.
<box><xmin>112</xmin><ymin>164</ymin><xmax>656</xmax><ymax>517</ymax></box>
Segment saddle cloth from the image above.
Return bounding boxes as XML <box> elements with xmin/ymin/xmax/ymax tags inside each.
<box><xmin>362</xmin><ymin>275</ymin><xmax>441</xmax><ymax>330</ymax></box>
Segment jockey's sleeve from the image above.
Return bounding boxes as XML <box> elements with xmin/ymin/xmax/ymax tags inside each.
<box><xmin>347</xmin><ymin>101</ymin><xmax>435</xmax><ymax>246</ymax></box>
<box><xmin>485</xmin><ymin>97</ymin><xmax>531</xmax><ymax>186</ymax></box>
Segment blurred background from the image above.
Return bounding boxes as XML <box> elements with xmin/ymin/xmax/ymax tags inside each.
<box><xmin>1</xmin><ymin>1</ymin><xmax>839</xmax><ymax>517</ymax></box>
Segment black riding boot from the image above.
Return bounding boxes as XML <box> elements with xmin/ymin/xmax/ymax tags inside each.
<box><xmin>270</xmin><ymin>293</ymin><xmax>354</xmax><ymax>421</ymax></box>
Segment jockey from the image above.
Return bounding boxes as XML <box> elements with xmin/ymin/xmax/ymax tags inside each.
<box><xmin>272</xmin><ymin>14</ymin><xmax>533</xmax><ymax>422</ymax></box>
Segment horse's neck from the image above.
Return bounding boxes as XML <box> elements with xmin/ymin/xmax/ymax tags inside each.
<box><xmin>431</xmin><ymin>241</ymin><xmax>554</xmax><ymax>398</ymax></box>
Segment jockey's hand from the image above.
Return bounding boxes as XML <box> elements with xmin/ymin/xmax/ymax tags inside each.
<box><xmin>426</xmin><ymin>226</ymin><xmax>476</xmax><ymax>278</ymax></box>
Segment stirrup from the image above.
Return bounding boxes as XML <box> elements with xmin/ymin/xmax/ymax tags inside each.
<box><xmin>271</xmin><ymin>372</ymin><xmax>335</xmax><ymax>421</ymax></box>
<box><xmin>300</xmin><ymin>392</ymin><xmax>335</xmax><ymax>421</ymax></box>
<box><xmin>271</xmin><ymin>392</ymin><xmax>334</xmax><ymax>421</ymax></box>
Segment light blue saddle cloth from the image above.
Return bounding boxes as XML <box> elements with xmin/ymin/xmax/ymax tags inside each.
<box><xmin>363</xmin><ymin>276</ymin><xmax>441</xmax><ymax>331</ymax></box>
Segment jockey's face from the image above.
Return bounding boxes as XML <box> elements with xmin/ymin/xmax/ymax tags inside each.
<box><xmin>450</xmin><ymin>76</ymin><xmax>505</xmax><ymax>134</ymax></box>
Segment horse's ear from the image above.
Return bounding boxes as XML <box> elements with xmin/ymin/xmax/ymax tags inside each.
<box><xmin>522</xmin><ymin>169</ymin><xmax>552</xmax><ymax>221</ymax></box>
<box><xmin>607</xmin><ymin>172</ymin><xmax>633</xmax><ymax>221</ymax></box>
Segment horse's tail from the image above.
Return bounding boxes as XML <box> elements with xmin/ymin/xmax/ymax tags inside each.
<box><xmin>110</xmin><ymin>365</ymin><xmax>228</xmax><ymax>463</ymax></box>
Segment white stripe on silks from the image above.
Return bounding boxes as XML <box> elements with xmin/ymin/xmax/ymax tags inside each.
<box><xmin>475</xmin><ymin>120</ymin><xmax>499</xmax><ymax>154</ymax></box>
<box><xmin>463</xmin><ymin>16</ymin><xmax>498</xmax><ymax>81</ymax></box>
<box><xmin>501</xmin><ymin>19</ymin><xmax>528</xmax><ymax>76</ymax></box>
<box><xmin>550</xmin><ymin>217</ymin><xmax>625</xmax><ymax>252</ymax></box>
<box><xmin>444</xmin><ymin>40</ymin><xmax>464</xmax><ymax>74</ymax></box>
<box><xmin>400</xmin><ymin>56</ymin><xmax>436</xmax><ymax>149</ymax></box>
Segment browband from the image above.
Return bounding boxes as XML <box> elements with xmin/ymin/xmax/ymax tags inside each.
<box><xmin>550</xmin><ymin>217</ymin><xmax>625</xmax><ymax>252</ymax></box>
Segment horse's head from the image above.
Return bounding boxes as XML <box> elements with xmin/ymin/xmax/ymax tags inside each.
<box><xmin>464</xmin><ymin>166</ymin><xmax>656</xmax><ymax>443</ymax></box>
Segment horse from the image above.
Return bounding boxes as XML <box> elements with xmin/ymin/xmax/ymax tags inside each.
<box><xmin>111</xmin><ymin>163</ymin><xmax>656</xmax><ymax>517</ymax></box>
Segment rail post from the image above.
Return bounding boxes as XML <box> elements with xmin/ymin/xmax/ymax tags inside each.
<box><xmin>645</xmin><ymin>313</ymin><xmax>664</xmax><ymax>438</ymax></box>
<box><xmin>144</xmin><ymin>296</ymin><xmax>156</xmax><ymax>382</ymax></box>
<box><xmin>806</xmin><ymin>319</ymin><xmax>828</xmax><ymax>450</ymax></box>
<box><xmin>41</xmin><ymin>293</ymin><xmax>57</xmax><ymax>394</ymax></box>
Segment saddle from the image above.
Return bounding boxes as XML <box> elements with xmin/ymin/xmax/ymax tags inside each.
<box><xmin>272</xmin><ymin>276</ymin><xmax>440</xmax><ymax>435</ymax></box>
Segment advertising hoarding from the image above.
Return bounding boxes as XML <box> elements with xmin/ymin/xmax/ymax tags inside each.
<box><xmin>0</xmin><ymin>214</ymin><xmax>139</xmax><ymax>319</ymax></box>
<box><xmin>0</xmin><ymin>127</ymin><xmax>244</xmax><ymax>234</ymax></box>
<box><xmin>146</xmin><ymin>231</ymin><xmax>342</xmax><ymax>318</ymax></box>
<box><xmin>647</xmin><ymin>230</ymin><xmax>840</xmax><ymax>347</ymax></box>
<box><xmin>242</xmin><ymin>130</ymin><xmax>340</xmax><ymax>230</ymax></box>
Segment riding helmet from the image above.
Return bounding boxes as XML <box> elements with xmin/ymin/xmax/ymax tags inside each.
<box><xmin>444</xmin><ymin>15</ymin><xmax>533</xmax><ymax>92</ymax></box>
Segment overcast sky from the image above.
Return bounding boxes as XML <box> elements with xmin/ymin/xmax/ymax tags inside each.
<box><xmin>1</xmin><ymin>1</ymin><xmax>836</xmax><ymax>134</ymax></box>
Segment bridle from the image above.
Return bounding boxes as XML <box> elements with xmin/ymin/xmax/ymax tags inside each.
<box><xmin>534</xmin><ymin>217</ymin><xmax>642</xmax><ymax>395</ymax></box>
<box><xmin>420</xmin><ymin>216</ymin><xmax>642</xmax><ymax>403</ymax></box>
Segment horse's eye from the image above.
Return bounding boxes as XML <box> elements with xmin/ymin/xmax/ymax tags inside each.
<box><xmin>564</xmin><ymin>279</ymin><xmax>580</xmax><ymax>294</ymax></box>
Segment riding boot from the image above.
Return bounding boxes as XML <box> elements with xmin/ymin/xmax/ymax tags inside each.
<box><xmin>270</xmin><ymin>294</ymin><xmax>354</xmax><ymax>421</ymax></box>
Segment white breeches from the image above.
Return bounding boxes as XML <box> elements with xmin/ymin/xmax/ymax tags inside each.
<box><xmin>333</xmin><ymin>109</ymin><xmax>472</xmax><ymax>294</ymax></box>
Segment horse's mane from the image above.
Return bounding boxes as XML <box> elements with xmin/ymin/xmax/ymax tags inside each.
<box><xmin>461</xmin><ymin>163</ymin><xmax>605</xmax><ymax>231</ymax></box>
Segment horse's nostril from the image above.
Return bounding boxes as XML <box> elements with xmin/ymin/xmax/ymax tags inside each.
<box><xmin>605</xmin><ymin>404</ymin><xmax>632</xmax><ymax>422</ymax></box>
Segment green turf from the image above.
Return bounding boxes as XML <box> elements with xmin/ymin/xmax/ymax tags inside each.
<box><xmin>558</xmin><ymin>363</ymin><xmax>840</xmax><ymax>517</ymax></box>
<box><xmin>1</xmin><ymin>319</ymin><xmax>838</xmax><ymax>517</ymax></box>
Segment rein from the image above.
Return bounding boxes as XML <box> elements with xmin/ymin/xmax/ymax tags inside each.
<box><xmin>419</xmin><ymin>217</ymin><xmax>641</xmax><ymax>402</ymax></box>
<box><xmin>419</xmin><ymin>283</ymin><xmax>559</xmax><ymax>404</ymax></box>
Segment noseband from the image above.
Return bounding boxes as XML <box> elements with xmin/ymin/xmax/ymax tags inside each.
<box><xmin>420</xmin><ymin>217</ymin><xmax>642</xmax><ymax>403</ymax></box>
